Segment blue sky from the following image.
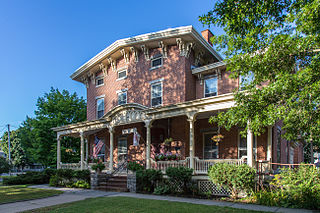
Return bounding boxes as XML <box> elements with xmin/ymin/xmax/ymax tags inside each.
<box><xmin>0</xmin><ymin>0</ymin><xmax>222</xmax><ymax>132</ymax></box>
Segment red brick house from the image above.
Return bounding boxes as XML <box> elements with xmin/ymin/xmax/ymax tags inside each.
<box><xmin>53</xmin><ymin>26</ymin><xmax>303</xmax><ymax>176</ymax></box>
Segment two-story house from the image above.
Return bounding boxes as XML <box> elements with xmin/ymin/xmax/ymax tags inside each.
<box><xmin>53</xmin><ymin>26</ymin><xmax>303</xmax><ymax>181</ymax></box>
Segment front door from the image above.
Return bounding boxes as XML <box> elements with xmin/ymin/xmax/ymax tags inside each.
<box><xmin>118</xmin><ymin>137</ymin><xmax>127</xmax><ymax>164</ymax></box>
<box><xmin>203</xmin><ymin>132</ymin><xmax>219</xmax><ymax>159</ymax></box>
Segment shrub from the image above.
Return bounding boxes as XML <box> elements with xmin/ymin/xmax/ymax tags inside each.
<box><xmin>73</xmin><ymin>180</ymin><xmax>90</xmax><ymax>189</ymax></box>
<box><xmin>49</xmin><ymin>169</ymin><xmax>91</xmax><ymax>188</ymax></box>
<box><xmin>127</xmin><ymin>161</ymin><xmax>144</xmax><ymax>172</ymax></box>
<box><xmin>153</xmin><ymin>184</ymin><xmax>171</xmax><ymax>195</ymax></box>
<box><xmin>73</xmin><ymin>170</ymin><xmax>91</xmax><ymax>182</ymax></box>
<box><xmin>91</xmin><ymin>162</ymin><xmax>105</xmax><ymax>172</ymax></box>
<box><xmin>136</xmin><ymin>169</ymin><xmax>163</xmax><ymax>193</ymax></box>
<box><xmin>166</xmin><ymin>167</ymin><xmax>193</xmax><ymax>194</ymax></box>
<box><xmin>0</xmin><ymin>157</ymin><xmax>10</xmax><ymax>175</ymax></box>
<box><xmin>3</xmin><ymin>171</ymin><xmax>49</xmax><ymax>185</ymax></box>
<box><xmin>208</xmin><ymin>163</ymin><xmax>256</xmax><ymax>198</ymax></box>
<box><xmin>256</xmin><ymin>165</ymin><xmax>320</xmax><ymax>210</ymax></box>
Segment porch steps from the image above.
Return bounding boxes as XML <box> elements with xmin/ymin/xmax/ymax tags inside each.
<box><xmin>98</xmin><ymin>176</ymin><xmax>128</xmax><ymax>192</ymax></box>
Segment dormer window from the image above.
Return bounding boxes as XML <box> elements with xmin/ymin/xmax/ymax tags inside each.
<box><xmin>95</xmin><ymin>75</ymin><xmax>104</xmax><ymax>87</ymax></box>
<box><xmin>117</xmin><ymin>68</ymin><xmax>127</xmax><ymax>80</ymax></box>
<box><xmin>150</xmin><ymin>54</ymin><xmax>163</xmax><ymax>70</ymax></box>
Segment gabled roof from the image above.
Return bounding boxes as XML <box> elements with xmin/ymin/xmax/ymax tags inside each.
<box><xmin>71</xmin><ymin>25</ymin><xmax>223</xmax><ymax>81</ymax></box>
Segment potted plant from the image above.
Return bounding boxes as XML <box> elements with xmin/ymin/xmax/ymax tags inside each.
<box><xmin>91</xmin><ymin>161</ymin><xmax>105</xmax><ymax>173</ymax></box>
<box><xmin>212</xmin><ymin>134</ymin><xmax>224</xmax><ymax>145</ymax></box>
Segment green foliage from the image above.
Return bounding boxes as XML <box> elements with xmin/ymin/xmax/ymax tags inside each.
<box><xmin>127</xmin><ymin>161</ymin><xmax>144</xmax><ymax>171</ymax></box>
<box><xmin>208</xmin><ymin>163</ymin><xmax>256</xmax><ymax>198</ymax></box>
<box><xmin>153</xmin><ymin>184</ymin><xmax>171</xmax><ymax>195</ymax></box>
<box><xmin>0</xmin><ymin>157</ymin><xmax>10</xmax><ymax>175</ymax></box>
<box><xmin>255</xmin><ymin>165</ymin><xmax>320</xmax><ymax>210</ymax></box>
<box><xmin>91</xmin><ymin>162</ymin><xmax>105</xmax><ymax>172</ymax></box>
<box><xmin>48</xmin><ymin>169</ymin><xmax>90</xmax><ymax>188</ymax></box>
<box><xmin>200</xmin><ymin>0</ymin><xmax>320</xmax><ymax>153</ymax></box>
<box><xmin>18</xmin><ymin>87</ymin><xmax>86</xmax><ymax>167</ymax></box>
<box><xmin>3</xmin><ymin>171</ymin><xmax>50</xmax><ymax>185</ymax></box>
<box><xmin>166</xmin><ymin>167</ymin><xmax>193</xmax><ymax>194</ymax></box>
<box><xmin>136</xmin><ymin>169</ymin><xmax>163</xmax><ymax>193</ymax></box>
<box><xmin>0</xmin><ymin>130</ymin><xmax>28</xmax><ymax>167</ymax></box>
<box><xmin>72</xmin><ymin>180</ymin><xmax>90</xmax><ymax>189</ymax></box>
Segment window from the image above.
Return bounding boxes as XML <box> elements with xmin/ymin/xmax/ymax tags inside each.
<box><xmin>95</xmin><ymin>75</ymin><xmax>104</xmax><ymax>87</ymax></box>
<box><xmin>117</xmin><ymin>69</ymin><xmax>127</xmax><ymax>80</ymax></box>
<box><xmin>94</xmin><ymin>137</ymin><xmax>105</xmax><ymax>162</ymax></box>
<box><xmin>239</xmin><ymin>71</ymin><xmax>254</xmax><ymax>90</ymax></box>
<box><xmin>118</xmin><ymin>137</ymin><xmax>127</xmax><ymax>163</ymax></box>
<box><xmin>96</xmin><ymin>97</ymin><xmax>104</xmax><ymax>119</ymax></box>
<box><xmin>151</xmin><ymin>82</ymin><xmax>162</xmax><ymax>107</ymax></box>
<box><xmin>150</xmin><ymin>54</ymin><xmax>163</xmax><ymax>69</ymax></box>
<box><xmin>204</xmin><ymin>76</ymin><xmax>217</xmax><ymax>97</ymax></box>
<box><xmin>118</xmin><ymin>91</ymin><xmax>127</xmax><ymax>105</ymax></box>
<box><xmin>238</xmin><ymin>131</ymin><xmax>257</xmax><ymax>159</ymax></box>
<box><xmin>204</xmin><ymin>132</ymin><xmax>218</xmax><ymax>159</ymax></box>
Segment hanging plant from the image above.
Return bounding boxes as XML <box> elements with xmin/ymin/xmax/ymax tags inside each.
<box><xmin>163</xmin><ymin>138</ymin><xmax>173</xmax><ymax>146</ymax></box>
<box><xmin>212</xmin><ymin>134</ymin><xmax>224</xmax><ymax>145</ymax></box>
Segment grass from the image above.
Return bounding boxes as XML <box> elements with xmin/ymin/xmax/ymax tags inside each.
<box><xmin>24</xmin><ymin>196</ymin><xmax>265</xmax><ymax>213</ymax></box>
<box><xmin>0</xmin><ymin>185</ymin><xmax>63</xmax><ymax>204</ymax></box>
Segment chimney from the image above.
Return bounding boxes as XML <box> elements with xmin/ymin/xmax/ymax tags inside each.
<box><xmin>201</xmin><ymin>29</ymin><xmax>214</xmax><ymax>46</ymax></box>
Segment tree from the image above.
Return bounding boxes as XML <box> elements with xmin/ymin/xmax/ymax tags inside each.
<box><xmin>199</xmin><ymin>0</ymin><xmax>320</xmax><ymax>160</ymax></box>
<box><xmin>0</xmin><ymin>130</ymin><xmax>28</xmax><ymax>168</ymax></box>
<box><xmin>19</xmin><ymin>87</ymin><xmax>86</xmax><ymax>167</ymax></box>
<box><xmin>0</xmin><ymin>157</ymin><xmax>10</xmax><ymax>175</ymax></box>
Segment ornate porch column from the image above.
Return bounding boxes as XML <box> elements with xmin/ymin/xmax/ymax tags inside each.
<box><xmin>108</xmin><ymin>126</ymin><xmax>114</xmax><ymax>171</ymax></box>
<box><xmin>187</xmin><ymin>112</ymin><xmax>197</xmax><ymax>171</ymax></box>
<box><xmin>247</xmin><ymin>127</ymin><xmax>254</xmax><ymax>167</ymax></box>
<box><xmin>267</xmin><ymin>126</ymin><xmax>273</xmax><ymax>162</ymax></box>
<box><xmin>145</xmin><ymin>119</ymin><xmax>153</xmax><ymax>169</ymax></box>
<box><xmin>80</xmin><ymin>131</ymin><xmax>85</xmax><ymax>170</ymax></box>
<box><xmin>57</xmin><ymin>134</ymin><xmax>61</xmax><ymax>169</ymax></box>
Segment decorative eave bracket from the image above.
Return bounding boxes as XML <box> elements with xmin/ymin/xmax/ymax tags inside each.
<box><xmin>99</xmin><ymin>63</ymin><xmax>108</xmax><ymax>76</ymax></box>
<box><xmin>107</xmin><ymin>57</ymin><xmax>116</xmax><ymax>71</ymax></box>
<box><xmin>176</xmin><ymin>38</ymin><xmax>194</xmax><ymax>57</ymax></box>
<box><xmin>130</xmin><ymin>47</ymin><xmax>139</xmax><ymax>62</ymax></box>
<box><xmin>158</xmin><ymin>41</ymin><xmax>167</xmax><ymax>58</ymax></box>
<box><xmin>140</xmin><ymin>45</ymin><xmax>150</xmax><ymax>60</ymax></box>
<box><xmin>120</xmin><ymin>48</ymin><xmax>129</xmax><ymax>64</ymax></box>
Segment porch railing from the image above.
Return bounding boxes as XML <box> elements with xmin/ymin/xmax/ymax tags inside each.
<box><xmin>151</xmin><ymin>157</ymin><xmax>246</xmax><ymax>175</ymax></box>
<box><xmin>60</xmin><ymin>161</ymin><xmax>110</xmax><ymax>171</ymax></box>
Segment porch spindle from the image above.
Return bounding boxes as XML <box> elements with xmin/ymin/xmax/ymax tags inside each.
<box><xmin>57</xmin><ymin>134</ymin><xmax>61</xmax><ymax>169</ymax></box>
<box><xmin>109</xmin><ymin>126</ymin><xmax>114</xmax><ymax>172</ymax></box>
<box><xmin>85</xmin><ymin>138</ymin><xmax>88</xmax><ymax>162</ymax></box>
<box><xmin>80</xmin><ymin>131</ymin><xmax>85</xmax><ymax>170</ymax></box>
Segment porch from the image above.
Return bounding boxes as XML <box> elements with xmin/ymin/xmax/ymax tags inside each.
<box><xmin>53</xmin><ymin>94</ymin><xmax>273</xmax><ymax>176</ymax></box>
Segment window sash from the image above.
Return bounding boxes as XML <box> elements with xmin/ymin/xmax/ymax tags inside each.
<box><xmin>151</xmin><ymin>83</ymin><xmax>162</xmax><ymax>106</ymax></box>
<box><xmin>118</xmin><ymin>92</ymin><xmax>127</xmax><ymax>105</ymax></box>
<box><xmin>96</xmin><ymin>77</ymin><xmax>104</xmax><ymax>86</ymax></box>
<box><xmin>204</xmin><ymin>77</ymin><xmax>217</xmax><ymax>97</ymax></box>
<box><xmin>203</xmin><ymin>133</ymin><xmax>219</xmax><ymax>159</ymax></box>
<box><xmin>96</xmin><ymin>98</ymin><xmax>104</xmax><ymax>118</ymax></box>
<box><xmin>117</xmin><ymin>69</ymin><xmax>127</xmax><ymax>79</ymax></box>
<box><xmin>151</xmin><ymin>57</ymin><xmax>162</xmax><ymax>68</ymax></box>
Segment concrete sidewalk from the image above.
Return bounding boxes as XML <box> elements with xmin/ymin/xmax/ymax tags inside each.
<box><xmin>0</xmin><ymin>185</ymin><xmax>316</xmax><ymax>213</ymax></box>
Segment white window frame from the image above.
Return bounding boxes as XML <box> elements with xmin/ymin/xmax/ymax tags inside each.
<box><xmin>95</xmin><ymin>75</ymin><xmax>104</xmax><ymax>87</ymax></box>
<box><xmin>96</xmin><ymin>96</ymin><xmax>105</xmax><ymax>119</ymax></box>
<box><xmin>150</xmin><ymin>81</ymin><xmax>163</xmax><ymax>107</ymax></box>
<box><xmin>204</xmin><ymin>75</ymin><xmax>218</xmax><ymax>98</ymax></box>
<box><xmin>150</xmin><ymin>55</ymin><xmax>163</xmax><ymax>70</ymax></box>
<box><xmin>96</xmin><ymin>138</ymin><xmax>106</xmax><ymax>161</ymax></box>
<box><xmin>116</xmin><ymin>68</ymin><xmax>127</xmax><ymax>81</ymax></box>
<box><xmin>203</xmin><ymin>132</ymin><xmax>219</xmax><ymax>159</ymax></box>
<box><xmin>238</xmin><ymin>130</ymin><xmax>257</xmax><ymax>159</ymax></box>
<box><xmin>117</xmin><ymin>90</ymin><xmax>127</xmax><ymax>105</ymax></box>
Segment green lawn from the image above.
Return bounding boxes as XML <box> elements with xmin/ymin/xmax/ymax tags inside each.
<box><xmin>0</xmin><ymin>185</ymin><xmax>63</xmax><ymax>204</ymax></box>
<box><xmin>25</xmin><ymin>196</ymin><xmax>265</xmax><ymax>213</ymax></box>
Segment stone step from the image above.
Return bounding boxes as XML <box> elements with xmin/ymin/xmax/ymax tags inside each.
<box><xmin>98</xmin><ymin>185</ymin><xmax>129</xmax><ymax>192</ymax></box>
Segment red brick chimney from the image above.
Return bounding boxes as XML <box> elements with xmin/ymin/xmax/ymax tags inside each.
<box><xmin>201</xmin><ymin>29</ymin><xmax>214</xmax><ymax>46</ymax></box>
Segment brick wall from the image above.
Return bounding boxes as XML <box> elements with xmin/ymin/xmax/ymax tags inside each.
<box><xmin>86</xmin><ymin>45</ymin><xmax>191</xmax><ymax>121</ymax></box>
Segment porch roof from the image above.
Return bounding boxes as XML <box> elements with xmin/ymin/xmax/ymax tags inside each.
<box><xmin>52</xmin><ymin>93</ymin><xmax>235</xmax><ymax>136</ymax></box>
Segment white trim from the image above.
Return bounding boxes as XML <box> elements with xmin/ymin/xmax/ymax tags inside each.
<box><xmin>192</xmin><ymin>61</ymin><xmax>226</xmax><ymax>75</ymax></box>
<box><xmin>149</xmin><ymin>78</ymin><xmax>164</xmax><ymax>85</ymax></box>
<box><xmin>150</xmin><ymin>56</ymin><xmax>163</xmax><ymax>71</ymax></box>
<box><xmin>116</xmin><ymin>68</ymin><xmax>127</xmax><ymax>81</ymax></box>
<box><xmin>70</xmin><ymin>26</ymin><xmax>223</xmax><ymax>81</ymax></box>
<box><xmin>96</xmin><ymin>97</ymin><xmax>105</xmax><ymax>119</ymax></box>
<box><xmin>95</xmin><ymin>95</ymin><xmax>105</xmax><ymax>99</ymax></box>
<box><xmin>95</xmin><ymin>75</ymin><xmax>104</xmax><ymax>87</ymax></box>
<box><xmin>150</xmin><ymin>81</ymin><xmax>163</xmax><ymax>107</ymax></box>
<box><xmin>238</xmin><ymin>129</ymin><xmax>257</xmax><ymax>159</ymax></box>
<box><xmin>116</xmin><ymin>88</ymin><xmax>128</xmax><ymax>94</ymax></box>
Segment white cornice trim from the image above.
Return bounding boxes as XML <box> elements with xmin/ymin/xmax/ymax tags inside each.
<box><xmin>70</xmin><ymin>26</ymin><xmax>224</xmax><ymax>81</ymax></box>
<box><xmin>192</xmin><ymin>61</ymin><xmax>227</xmax><ymax>75</ymax></box>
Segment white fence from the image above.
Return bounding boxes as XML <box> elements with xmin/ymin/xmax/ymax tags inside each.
<box><xmin>60</xmin><ymin>161</ymin><xmax>110</xmax><ymax>171</ymax></box>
